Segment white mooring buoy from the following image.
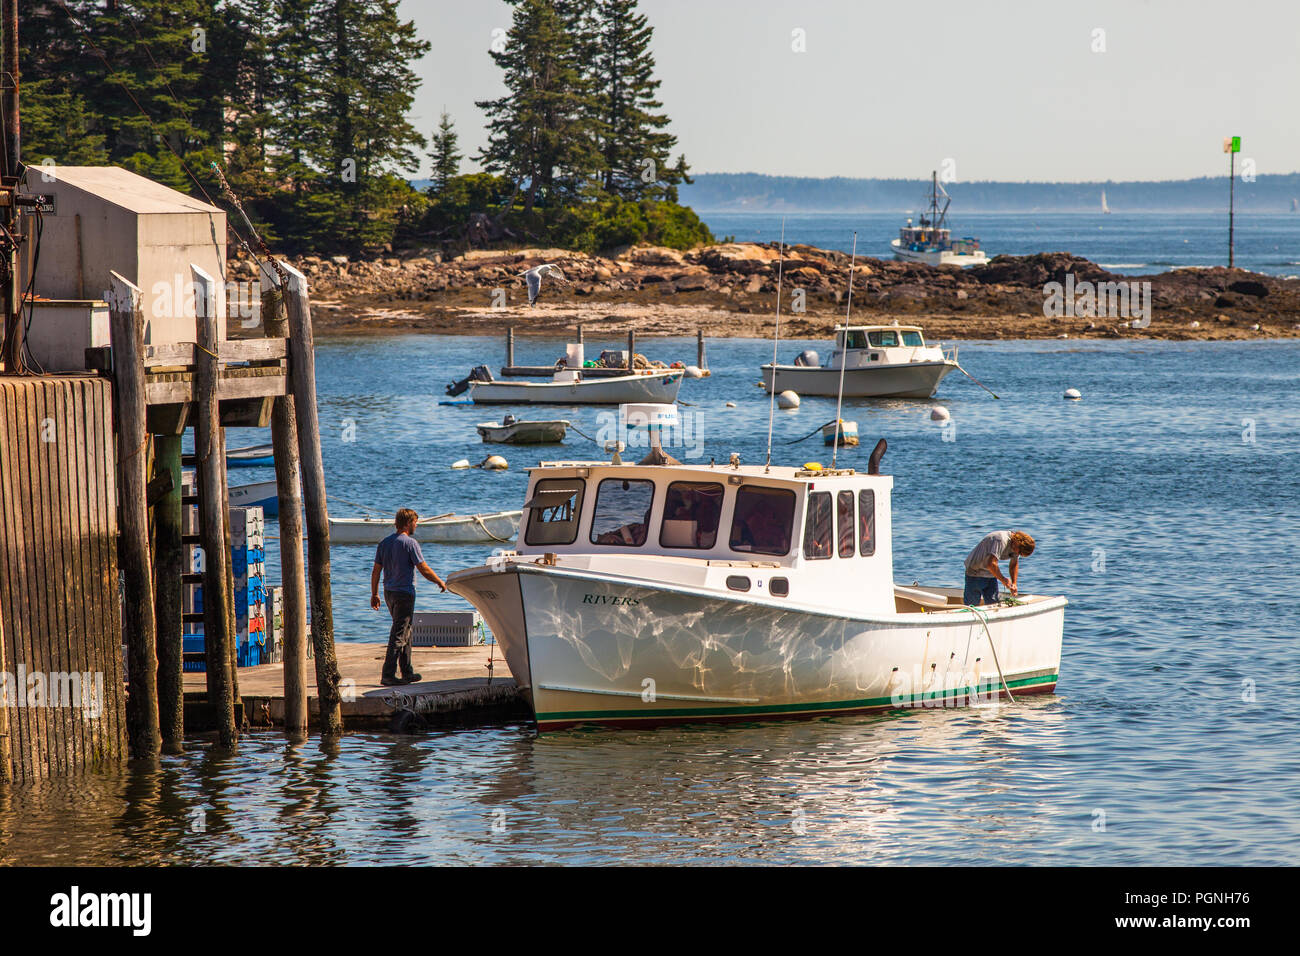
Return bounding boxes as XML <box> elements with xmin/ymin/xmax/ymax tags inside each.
<box><xmin>480</xmin><ymin>455</ymin><xmax>509</xmax><ymax>470</ymax></box>
<box><xmin>777</xmin><ymin>390</ymin><xmax>800</xmax><ymax>409</ymax></box>
<box><xmin>724</xmin><ymin>401</ymin><xmax>736</xmax><ymax>408</ymax></box>
<box><xmin>451</xmin><ymin>459</ymin><xmax>471</xmax><ymax>469</ymax></box>
<box><xmin>684</xmin><ymin>365</ymin><xmax>704</xmax><ymax>378</ymax></box>
<box><xmin>1064</xmin><ymin>388</ymin><xmax>1082</xmax><ymax>400</ymax></box>
<box><xmin>930</xmin><ymin>406</ymin><xmax>951</xmax><ymax>421</ymax></box>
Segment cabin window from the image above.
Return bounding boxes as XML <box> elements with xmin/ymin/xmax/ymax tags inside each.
<box><xmin>837</xmin><ymin>490</ymin><xmax>855</xmax><ymax>558</ymax></box>
<box><xmin>660</xmin><ymin>481</ymin><xmax>724</xmax><ymax>550</ymax></box>
<box><xmin>590</xmin><ymin>478</ymin><xmax>655</xmax><ymax>547</ymax></box>
<box><xmin>901</xmin><ymin>330</ymin><xmax>924</xmax><ymax>347</ymax></box>
<box><xmin>729</xmin><ymin>486</ymin><xmax>796</xmax><ymax>556</ymax></box>
<box><xmin>523</xmin><ymin>479</ymin><xmax>585</xmax><ymax>546</ymax></box>
<box><xmin>802</xmin><ymin>492</ymin><xmax>833</xmax><ymax>560</ymax></box>
<box><xmin>868</xmin><ymin>330</ymin><xmax>899</xmax><ymax>348</ymax></box>
<box><xmin>843</xmin><ymin>330</ymin><xmax>868</xmax><ymax>349</ymax></box>
<box><xmin>726</xmin><ymin>575</ymin><xmax>751</xmax><ymax>592</ymax></box>
<box><xmin>858</xmin><ymin>489</ymin><xmax>876</xmax><ymax>556</ymax></box>
<box><xmin>770</xmin><ymin>577</ymin><xmax>790</xmax><ymax>597</ymax></box>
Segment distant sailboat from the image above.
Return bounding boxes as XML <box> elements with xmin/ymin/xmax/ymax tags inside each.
<box><xmin>1101</xmin><ymin>189</ymin><xmax>1111</xmax><ymax>214</ymax></box>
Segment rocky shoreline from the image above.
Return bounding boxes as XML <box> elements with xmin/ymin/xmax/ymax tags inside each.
<box><xmin>236</xmin><ymin>243</ymin><xmax>1300</xmax><ymax>341</ymax></box>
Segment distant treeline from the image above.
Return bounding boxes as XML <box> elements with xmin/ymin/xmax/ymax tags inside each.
<box><xmin>19</xmin><ymin>0</ymin><xmax>713</xmax><ymax>256</ymax></box>
<box><xmin>682</xmin><ymin>172</ymin><xmax>1300</xmax><ymax>214</ymax></box>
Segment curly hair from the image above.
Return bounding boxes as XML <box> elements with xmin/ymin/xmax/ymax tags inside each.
<box><xmin>1009</xmin><ymin>531</ymin><xmax>1036</xmax><ymax>556</ymax></box>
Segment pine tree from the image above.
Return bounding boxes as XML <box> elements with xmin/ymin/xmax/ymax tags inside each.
<box><xmin>590</xmin><ymin>0</ymin><xmax>685</xmax><ymax>200</ymax></box>
<box><xmin>428</xmin><ymin>111</ymin><xmax>461</xmax><ymax>192</ymax></box>
<box><xmin>477</xmin><ymin>0</ymin><xmax>602</xmax><ymax>215</ymax></box>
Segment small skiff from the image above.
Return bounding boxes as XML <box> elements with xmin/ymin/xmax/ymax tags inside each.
<box><xmin>228</xmin><ymin>478</ymin><xmax>279</xmax><ymax>517</ymax></box>
<box><xmin>477</xmin><ymin>417</ymin><xmax>571</xmax><ymax>444</ymax></box>
<box><xmin>328</xmin><ymin>510</ymin><xmax>522</xmax><ymax>546</ymax></box>
<box><xmin>227</xmin><ymin>443</ymin><xmax>275</xmax><ymax>467</ymax></box>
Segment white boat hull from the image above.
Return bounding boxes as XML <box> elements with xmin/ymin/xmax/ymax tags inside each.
<box><xmin>469</xmin><ymin>371</ymin><xmax>684</xmax><ymax>405</ymax></box>
<box><xmin>763</xmin><ymin>360</ymin><xmax>957</xmax><ymax>398</ymax></box>
<box><xmin>890</xmin><ymin>239</ymin><xmax>988</xmax><ymax>267</ymax></box>
<box><xmin>449</xmin><ymin>563</ymin><xmax>1065</xmax><ymax>730</ymax></box>
<box><xmin>328</xmin><ymin>511</ymin><xmax>522</xmax><ymax>546</ymax></box>
<box><xmin>228</xmin><ymin>479</ymin><xmax>279</xmax><ymax>516</ymax></box>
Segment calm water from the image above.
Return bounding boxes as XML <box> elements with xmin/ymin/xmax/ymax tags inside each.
<box><xmin>701</xmin><ymin>210</ymin><xmax>1300</xmax><ymax>277</ymax></box>
<box><xmin>3</xmin><ymin>334</ymin><xmax>1298</xmax><ymax>865</ymax></box>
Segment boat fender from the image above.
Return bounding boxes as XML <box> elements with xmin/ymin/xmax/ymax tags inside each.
<box><xmin>867</xmin><ymin>438</ymin><xmax>887</xmax><ymax>475</ymax></box>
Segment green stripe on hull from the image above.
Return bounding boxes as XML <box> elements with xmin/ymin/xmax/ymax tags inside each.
<box><xmin>536</xmin><ymin>673</ymin><xmax>1058</xmax><ymax>723</ymax></box>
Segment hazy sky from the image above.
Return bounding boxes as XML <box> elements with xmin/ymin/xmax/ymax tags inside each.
<box><xmin>402</xmin><ymin>0</ymin><xmax>1298</xmax><ymax>183</ymax></box>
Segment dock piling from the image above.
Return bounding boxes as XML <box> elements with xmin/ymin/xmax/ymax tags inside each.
<box><xmin>153</xmin><ymin>433</ymin><xmax>184</xmax><ymax>752</ymax></box>
<box><xmin>627</xmin><ymin>330</ymin><xmax>635</xmax><ymax>370</ymax></box>
<box><xmin>697</xmin><ymin>329</ymin><xmax>707</xmax><ymax>370</ymax></box>
<box><xmin>192</xmin><ymin>265</ymin><xmax>238</xmax><ymax>747</ymax></box>
<box><xmin>505</xmin><ymin>326</ymin><xmax>514</xmax><ymax>369</ymax></box>
<box><xmin>260</xmin><ymin>268</ymin><xmax>308</xmax><ymax>733</ymax></box>
<box><xmin>282</xmin><ymin>262</ymin><xmax>343</xmax><ymax>734</ymax></box>
<box><xmin>108</xmin><ymin>272</ymin><xmax>161</xmax><ymax>759</ymax></box>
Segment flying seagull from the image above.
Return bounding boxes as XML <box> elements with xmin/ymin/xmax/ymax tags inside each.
<box><xmin>521</xmin><ymin>263</ymin><xmax>566</xmax><ymax>306</ymax></box>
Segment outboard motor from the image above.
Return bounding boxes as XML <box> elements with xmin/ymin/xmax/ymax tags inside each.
<box><xmin>794</xmin><ymin>349</ymin><xmax>820</xmax><ymax>367</ymax></box>
<box><xmin>445</xmin><ymin>364</ymin><xmax>495</xmax><ymax>397</ymax></box>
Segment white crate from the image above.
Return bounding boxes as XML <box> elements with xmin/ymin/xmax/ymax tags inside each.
<box><xmin>411</xmin><ymin>611</ymin><xmax>482</xmax><ymax>647</ymax></box>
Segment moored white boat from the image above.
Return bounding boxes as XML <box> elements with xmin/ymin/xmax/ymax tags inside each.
<box><xmin>468</xmin><ymin>368</ymin><xmax>683</xmax><ymax>405</ymax></box>
<box><xmin>476</xmin><ymin>416</ymin><xmax>570</xmax><ymax>444</ymax></box>
<box><xmin>762</xmin><ymin>324</ymin><xmax>959</xmax><ymax>398</ymax></box>
<box><xmin>447</xmin><ymin>405</ymin><xmax>1066</xmax><ymax>731</ymax></box>
<box><xmin>328</xmin><ymin>510</ymin><xmax>522</xmax><ymax>546</ymax></box>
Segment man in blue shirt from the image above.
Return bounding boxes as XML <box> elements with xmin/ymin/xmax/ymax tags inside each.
<box><xmin>371</xmin><ymin>508</ymin><xmax>447</xmax><ymax>686</ymax></box>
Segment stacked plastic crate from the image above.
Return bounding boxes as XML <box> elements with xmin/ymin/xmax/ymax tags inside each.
<box><xmin>231</xmin><ymin>507</ymin><xmax>268</xmax><ymax>666</ymax></box>
<box><xmin>180</xmin><ymin>469</ymin><xmax>271</xmax><ymax>670</ymax></box>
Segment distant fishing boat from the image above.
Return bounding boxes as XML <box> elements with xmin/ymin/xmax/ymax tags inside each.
<box><xmin>328</xmin><ymin>510</ymin><xmax>522</xmax><ymax>546</ymax></box>
<box><xmin>1101</xmin><ymin>189</ymin><xmax>1111</xmax><ymax>214</ymax></box>
<box><xmin>229</xmin><ymin>479</ymin><xmax>279</xmax><ymax>517</ymax></box>
<box><xmin>476</xmin><ymin>415</ymin><xmax>570</xmax><ymax>444</ymax></box>
<box><xmin>227</xmin><ymin>443</ymin><xmax>274</xmax><ymax>467</ymax></box>
<box><xmin>890</xmin><ymin>171</ymin><xmax>988</xmax><ymax>267</ymax></box>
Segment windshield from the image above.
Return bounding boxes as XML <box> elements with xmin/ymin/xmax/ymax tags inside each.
<box><xmin>901</xmin><ymin>330</ymin><xmax>924</xmax><ymax>347</ymax></box>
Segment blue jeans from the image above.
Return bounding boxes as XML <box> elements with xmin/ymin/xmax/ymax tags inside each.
<box><xmin>963</xmin><ymin>575</ymin><xmax>999</xmax><ymax>607</ymax></box>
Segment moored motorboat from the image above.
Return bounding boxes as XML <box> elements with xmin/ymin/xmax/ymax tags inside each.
<box><xmin>762</xmin><ymin>323</ymin><xmax>959</xmax><ymax>398</ymax></box>
<box><xmin>476</xmin><ymin>415</ymin><xmax>571</xmax><ymax>444</ymax></box>
<box><xmin>228</xmin><ymin>478</ymin><xmax>279</xmax><ymax>516</ymax></box>
<box><xmin>328</xmin><ymin>510</ymin><xmax>522</xmax><ymax>546</ymax></box>
<box><xmin>447</xmin><ymin>405</ymin><xmax>1066</xmax><ymax>731</ymax></box>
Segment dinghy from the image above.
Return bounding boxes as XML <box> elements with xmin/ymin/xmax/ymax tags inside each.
<box><xmin>227</xmin><ymin>442</ymin><xmax>275</xmax><ymax>467</ymax></box>
<box><xmin>476</xmin><ymin>416</ymin><xmax>571</xmax><ymax>444</ymax></box>
<box><xmin>447</xmin><ymin>404</ymin><xmax>1067</xmax><ymax>731</ymax></box>
<box><xmin>328</xmin><ymin>510</ymin><xmax>522</xmax><ymax>546</ymax></box>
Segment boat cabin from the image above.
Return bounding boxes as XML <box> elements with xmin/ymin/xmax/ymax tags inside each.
<box><xmin>897</xmin><ymin>219</ymin><xmax>981</xmax><ymax>255</ymax></box>
<box><xmin>511</xmin><ymin>460</ymin><xmax>899</xmax><ymax>615</ymax></box>
<box><xmin>826</xmin><ymin>324</ymin><xmax>949</xmax><ymax>369</ymax></box>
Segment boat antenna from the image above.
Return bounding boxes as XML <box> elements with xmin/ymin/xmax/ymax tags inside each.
<box><xmin>830</xmin><ymin>232</ymin><xmax>857</xmax><ymax>469</ymax></box>
<box><xmin>763</xmin><ymin>218</ymin><xmax>787</xmax><ymax>474</ymax></box>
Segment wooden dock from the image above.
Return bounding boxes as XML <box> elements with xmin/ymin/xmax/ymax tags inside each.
<box><xmin>182</xmin><ymin>644</ymin><xmax>524</xmax><ymax>730</ymax></box>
